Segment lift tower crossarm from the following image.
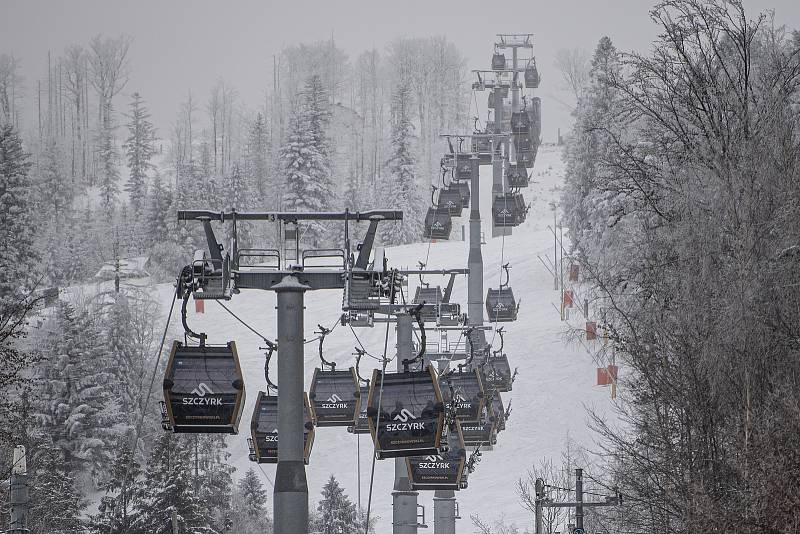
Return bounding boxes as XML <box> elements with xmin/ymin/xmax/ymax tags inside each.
<box><xmin>178</xmin><ymin>209</ymin><xmax>403</xmax><ymax>223</ymax></box>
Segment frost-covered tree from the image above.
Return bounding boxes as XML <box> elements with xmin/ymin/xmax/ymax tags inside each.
<box><xmin>88</xmin><ymin>444</ymin><xmax>142</xmax><ymax>534</ymax></box>
<box><xmin>132</xmin><ymin>433</ymin><xmax>217</xmax><ymax>534</ymax></box>
<box><xmin>380</xmin><ymin>83</ymin><xmax>422</xmax><ymax>245</ymax></box>
<box><xmin>245</xmin><ymin>112</ymin><xmax>270</xmax><ymax>206</ymax></box>
<box><xmin>27</xmin><ymin>448</ymin><xmax>87</xmax><ymax>534</ymax></box>
<box><xmin>229</xmin><ymin>468</ymin><xmax>272</xmax><ymax>533</ymax></box>
<box><xmin>561</xmin><ymin>36</ymin><xmax>622</xmax><ymax>253</ymax></box>
<box><xmin>311</xmin><ymin>475</ymin><xmax>359</xmax><ymax>534</ymax></box>
<box><xmin>223</xmin><ymin>162</ymin><xmax>254</xmax><ymax>248</ymax></box>
<box><xmin>145</xmin><ymin>170</ymin><xmax>173</xmax><ymax>244</ymax></box>
<box><xmin>0</xmin><ymin>124</ymin><xmax>36</xmax><ymax>301</ymax></box>
<box><xmin>36</xmin><ymin>137</ymin><xmax>73</xmax><ymax>218</ymax></box>
<box><xmin>97</xmin><ymin>112</ymin><xmax>121</xmax><ymax>213</ymax></box>
<box><xmin>281</xmin><ymin>74</ymin><xmax>335</xmax><ymax>246</ymax></box>
<box><xmin>34</xmin><ymin>301</ymin><xmax>115</xmax><ymax>479</ymax></box>
<box><xmin>123</xmin><ymin>92</ymin><xmax>156</xmax><ymax>211</ymax></box>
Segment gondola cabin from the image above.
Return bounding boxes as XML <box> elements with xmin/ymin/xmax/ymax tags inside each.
<box><xmin>250</xmin><ymin>391</ymin><xmax>314</xmax><ymax>464</ymax></box>
<box><xmin>441</xmin><ymin>369</ymin><xmax>485</xmax><ymax>421</ymax></box>
<box><xmin>525</xmin><ymin>62</ymin><xmax>540</xmax><ymax>88</ymax></box>
<box><xmin>514</xmin><ymin>132</ymin><xmax>533</xmax><ymax>153</ymax></box>
<box><xmin>459</xmin><ymin>415</ymin><xmax>496</xmax><ymax>449</ymax></box>
<box><xmin>490</xmin><ymin>392</ymin><xmax>506</xmax><ymax>433</ymax></box>
<box><xmin>456</xmin><ymin>182</ymin><xmax>471</xmax><ymax>206</ymax></box>
<box><xmin>162</xmin><ymin>341</ymin><xmax>245</xmax><ymax>434</ymax></box>
<box><xmin>518</xmin><ymin>149</ymin><xmax>536</xmax><ymax>168</ymax></box>
<box><xmin>471</xmin><ymin>137</ymin><xmax>497</xmax><ymax>165</ymax></box>
<box><xmin>484</xmin><ymin>354</ymin><xmax>514</xmax><ymax>392</ymax></box>
<box><xmin>491</xmin><ymin>52</ymin><xmax>506</xmax><ymax>70</ymax></box>
<box><xmin>406</xmin><ymin>425</ymin><xmax>467</xmax><ymax>491</ymax></box>
<box><xmin>529</xmin><ymin>97</ymin><xmax>542</xmax><ymax>140</ymax></box>
<box><xmin>486</xmin><ymin>287</ymin><xmax>519</xmax><ymax>322</ymax></box>
<box><xmin>348</xmin><ymin>384</ymin><xmax>371</xmax><ymax>434</ymax></box>
<box><xmin>367</xmin><ymin>366</ymin><xmax>445</xmax><ymax>459</ymax></box>
<box><xmin>423</xmin><ymin>208</ymin><xmax>452</xmax><ymax>240</ymax></box>
<box><xmin>309</xmin><ymin>368</ymin><xmax>360</xmax><ymax>427</ymax></box>
<box><xmin>492</xmin><ymin>193</ymin><xmax>526</xmax><ymax>228</ymax></box>
<box><xmin>414</xmin><ymin>286</ymin><xmax>444</xmax><ymax>323</ymax></box>
<box><xmin>455</xmin><ymin>158</ymin><xmax>473</xmax><ymax>181</ymax></box>
<box><xmin>506</xmin><ymin>163</ymin><xmax>530</xmax><ymax>189</ymax></box>
<box><xmin>437</xmin><ymin>187</ymin><xmax>464</xmax><ymax>217</ymax></box>
<box><xmin>510</xmin><ymin>111</ymin><xmax>531</xmax><ymax>134</ymax></box>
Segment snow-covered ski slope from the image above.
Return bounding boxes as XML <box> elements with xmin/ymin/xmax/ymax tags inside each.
<box><xmin>152</xmin><ymin>144</ymin><xmax>614</xmax><ymax>530</ymax></box>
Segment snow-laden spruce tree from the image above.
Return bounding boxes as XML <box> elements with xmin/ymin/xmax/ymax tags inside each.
<box><xmin>35</xmin><ymin>137</ymin><xmax>73</xmax><ymax>218</ymax></box>
<box><xmin>380</xmin><ymin>83</ymin><xmax>423</xmax><ymax>245</ymax></box>
<box><xmin>245</xmin><ymin>112</ymin><xmax>271</xmax><ymax>206</ymax></box>
<box><xmin>0</xmin><ymin>124</ymin><xmax>36</xmax><ymax>302</ymax></box>
<box><xmin>223</xmin><ymin>162</ymin><xmax>254</xmax><ymax>248</ymax></box>
<box><xmin>133</xmin><ymin>433</ymin><xmax>217</xmax><ymax>534</ymax></box>
<box><xmin>123</xmin><ymin>92</ymin><xmax>157</xmax><ymax>212</ymax></box>
<box><xmin>311</xmin><ymin>474</ymin><xmax>359</xmax><ymax>534</ymax></box>
<box><xmin>229</xmin><ymin>467</ymin><xmax>273</xmax><ymax>533</ymax></box>
<box><xmin>34</xmin><ymin>301</ymin><xmax>115</xmax><ymax>479</ymax></box>
<box><xmin>281</xmin><ymin>74</ymin><xmax>336</xmax><ymax>247</ymax></box>
<box><xmin>97</xmin><ymin>107</ymin><xmax>121</xmax><ymax>214</ymax></box>
<box><xmin>27</xmin><ymin>448</ymin><xmax>87</xmax><ymax>534</ymax></box>
<box><xmin>89</xmin><ymin>443</ymin><xmax>142</xmax><ymax>534</ymax></box>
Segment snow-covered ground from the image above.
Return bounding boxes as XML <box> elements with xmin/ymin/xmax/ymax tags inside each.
<box><xmin>148</xmin><ymin>144</ymin><xmax>614</xmax><ymax>531</ymax></box>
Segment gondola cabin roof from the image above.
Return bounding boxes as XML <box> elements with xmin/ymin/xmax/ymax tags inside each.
<box><xmin>250</xmin><ymin>391</ymin><xmax>314</xmax><ymax>464</ymax></box>
<box><xmin>309</xmin><ymin>368</ymin><xmax>360</xmax><ymax>427</ymax></box>
<box><xmin>406</xmin><ymin>424</ymin><xmax>467</xmax><ymax>491</ymax></box>
<box><xmin>162</xmin><ymin>341</ymin><xmax>245</xmax><ymax>434</ymax></box>
<box><xmin>367</xmin><ymin>366</ymin><xmax>445</xmax><ymax>459</ymax></box>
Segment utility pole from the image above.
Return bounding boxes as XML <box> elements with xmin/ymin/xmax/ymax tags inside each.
<box><xmin>534</xmin><ymin>478</ymin><xmax>544</xmax><ymax>534</ymax></box>
<box><xmin>274</xmin><ymin>275</ymin><xmax>311</xmax><ymax>534</ymax></box>
<box><xmin>394</xmin><ymin>312</ymin><xmax>419</xmax><ymax>534</ymax></box>
<box><xmin>9</xmin><ymin>445</ymin><xmax>28</xmax><ymax>534</ymax></box>
<box><xmin>535</xmin><ymin>469</ymin><xmax>621</xmax><ymax>534</ymax></box>
<box><xmin>434</xmin><ymin>357</ymin><xmax>457</xmax><ymax>534</ymax></box>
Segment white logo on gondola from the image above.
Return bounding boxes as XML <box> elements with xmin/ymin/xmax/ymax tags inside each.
<box><xmin>264</xmin><ymin>428</ymin><xmax>279</xmax><ymax>442</ymax></box>
<box><xmin>432</xmin><ymin>222</ymin><xmax>444</xmax><ymax>230</ymax></box>
<box><xmin>419</xmin><ymin>454</ymin><xmax>452</xmax><ymax>469</ymax></box>
<box><xmin>192</xmin><ymin>382</ymin><xmax>213</xmax><ymax>397</ymax></box>
<box><xmin>183</xmin><ymin>382</ymin><xmax>221</xmax><ymax>406</ymax></box>
<box><xmin>385</xmin><ymin>409</ymin><xmax>425</xmax><ymax>431</ymax></box>
<box><xmin>493</xmin><ymin>302</ymin><xmax>508</xmax><ymax>311</ymax></box>
<box><xmin>321</xmin><ymin>393</ymin><xmax>348</xmax><ymax>409</ymax></box>
<box><xmin>453</xmin><ymin>390</ymin><xmax>472</xmax><ymax>410</ymax></box>
<box><xmin>498</xmin><ymin>209</ymin><xmax>512</xmax><ymax>217</ymax></box>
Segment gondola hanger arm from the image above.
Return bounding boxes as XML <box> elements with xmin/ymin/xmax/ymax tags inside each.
<box><xmin>315</xmin><ymin>324</ymin><xmax>335</xmax><ymax>370</ymax></box>
<box><xmin>178</xmin><ymin>265</ymin><xmax>206</xmax><ymax>346</ymax></box>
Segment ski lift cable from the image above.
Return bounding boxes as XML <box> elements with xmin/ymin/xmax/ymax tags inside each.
<box><xmin>348</xmin><ymin>324</ymin><xmax>386</xmax><ymax>363</ymax></box>
<box><xmin>364</xmin><ymin>269</ymin><xmax>398</xmax><ymax>533</ymax></box>
<box><xmin>118</xmin><ymin>289</ymin><xmax>179</xmax><ymax>516</ymax></box>
<box><xmin>215</xmin><ymin>300</ymin><xmax>272</xmax><ymax>345</ymax></box>
<box><xmin>256</xmin><ymin>462</ymin><xmax>275</xmax><ymax>488</ymax></box>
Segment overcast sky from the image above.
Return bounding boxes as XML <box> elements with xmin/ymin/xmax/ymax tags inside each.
<box><xmin>2</xmin><ymin>0</ymin><xmax>798</xmax><ymax>142</ymax></box>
